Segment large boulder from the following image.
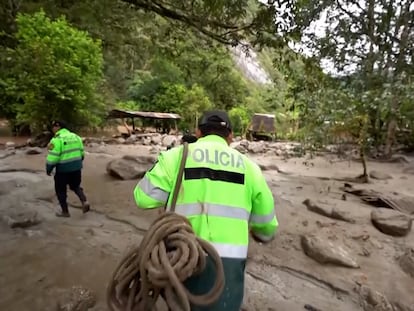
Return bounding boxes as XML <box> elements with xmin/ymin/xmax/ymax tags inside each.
<box><xmin>371</xmin><ymin>208</ymin><xmax>412</xmax><ymax>237</ymax></box>
<box><xmin>302</xmin><ymin>199</ymin><xmax>356</xmax><ymax>223</ymax></box>
<box><xmin>300</xmin><ymin>235</ymin><xmax>359</xmax><ymax>268</ymax></box>
<box><xmin>106</xmin><ymin>155</ymin><xmax>156</xmax><ymax>180</ymax></box>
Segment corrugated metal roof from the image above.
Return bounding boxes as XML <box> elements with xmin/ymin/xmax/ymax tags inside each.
<box><xmin>254</xmin><ymin>113</ymin><xmax>276</xmax><ymax>118</ymax></box>
<box><xmin>107</xmin><ymin>109</ymin><xmax>181</xmax><ymax>120</ymax></box>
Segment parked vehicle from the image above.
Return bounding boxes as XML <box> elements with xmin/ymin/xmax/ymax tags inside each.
<box><xmin>247</xmin><ymin>113</ymin><xmax>276</xmax><ymax>141</ymax></box>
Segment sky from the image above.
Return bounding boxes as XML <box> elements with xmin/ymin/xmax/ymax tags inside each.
<box><xmin>257</xmin><ymin>0</ymin><xmax>359</xmax><ymax>76</ymax></box>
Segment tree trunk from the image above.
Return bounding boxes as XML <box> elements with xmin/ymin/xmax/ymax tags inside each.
<box><xmin>384</xmin><ymin>117</ymin><xmax>397</xmax><ymax>158</ymax></box>
<box><xmin>360</xmin><ymin>144</ymin><xmax>369</xmax><ymax>183</ymax></box>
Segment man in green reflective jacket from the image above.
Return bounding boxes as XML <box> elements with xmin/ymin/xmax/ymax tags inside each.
<box><xmin>46</xmin><ymin>121</ymin><xmax>90</xmax><ymax>217</ymax></box>
<box><xmin>134</xmin><ymin>110</ymin><xmax>278</xmax><ymax>310</ymax></box>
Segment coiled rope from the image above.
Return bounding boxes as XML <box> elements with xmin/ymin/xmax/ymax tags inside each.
<box><xmin>107</xmin><ymin>143</ymin><xmax>225</xmax><ymax>311</ymax></box>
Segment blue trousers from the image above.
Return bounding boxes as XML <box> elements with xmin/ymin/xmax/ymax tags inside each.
<box><xmin>184</xmin><ymin>257</ymin><xmax>246</xmax><ymax>311</ymax></box>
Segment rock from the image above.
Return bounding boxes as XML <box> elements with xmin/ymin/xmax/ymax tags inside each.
<box><xmin>303</xmin><ymin>199</ymin><xmax>356</xmax><ymax>223</ymax></box>
<box><xmin>142</xmin><ymin>137</ymin><xmax>152</xmax><ymax>145</ymax></box>
<box><xmin>56</xmin><ymin>286</ymin><xmax>96</xmax><ymax>311</ymax></box>
<box><xmin>300</xmin><ymin>235</ymin><xmax>359</xmax><ymax>268</ymax></box>
<box><xmin>247</xmin><ymin>141</ymin><xmax>265</xmax><ymax>153</ymax></box>
<box><xmin>162</xmin><ymin>135</ymin><xmax>177</xmax><ymax>147</ymax></box>
<box><xmin>331</xmin><ymin>208</ymin><xmax>356</xmax><ymax>224</ymax></box>
<box><xmin>26</xmin><ymin>147</ymin><xmax>43</xmax><ymax>155</ymax></box>
<box><xmin>357</xmin><ymin>285</ymin><xmax>394</xmax><ymax>311</ymax></box>
<box><xmin>151</xmin><ymin>134</ymin><xmax>162</xmax><ymax>145</ymax></box>
<box><xmin>304</xmin><ymin>304</ymin><xmax>322</xmax><ymax>311</ymax></box>
<box><xmin>0</xmin><ymin>149</ymin><xmax>16</xmax><ymax>159</ymax></box>
<box><xmin>369</xmin><ymin>170</ymin><xmax>392</xmax><ymax>180</ymax></box>
<box><xmin>231</xmin><ymin>142</ymin><xmax>248</xmax><ymax>153</ymax></box>
<box><xmin>24</xmin><ymin>230</ymin><xmax>45</xmax><ymax>238</ymax></box>
<box><xmin>239</xmin><ymin>139</ymin><xmax>249</xmax><ymax>147</ymax></box>
<box><xmin>371</xmin><ymin>208</ymin><xmax>412</xmax><ymax>237</ymax></box>
<box><xmin>116</xmin><ymin>138</ymin><xmax>126</xmax><ymax>144</ymax></box>
<box><xmin>149</xmin><ymin>146</ymin><xmax>162</xmax><ymax>154</ymax></box>
<box><xmin>392</xmin><ymin>302</ymin><xmax>414</xmax><ymax>311</ymax></box>
<box><xmin>399</xmin><ymin>248</ymin><xmax>414</xmax><ymax>278</ymax></box>
<box><xmin>5</xmin><ymin>141</ymin><xmax>16</xmax><ymax>148</ymax></box>
<box><xmin>1</xmin><ymin>211</ymin><xmax>42</xmax><ymax>229</ymax></box>
<box><xmin>303</xmin><ymin>199</ymin><xmax>332</xmax><ymax>218</ymax></box>
<box><xmin>125</xmin><ymin>135</ymin><xmax>137</xmax><ymax>144</ymax></box>
<box><xmin>106</xmin><ymin>155</ymin><xmax>156</xmax><ymax>180</ymax></box>
<box><xmin>258</xmin><ymin>164</ymin><xmax>280</xmax><ymax>171</ymax></box>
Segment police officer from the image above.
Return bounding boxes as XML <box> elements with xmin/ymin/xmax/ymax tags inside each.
<box><xmin>134</xmin><ymin>110</ymin><xmax>278</xmax><ymax>310</ymax></box>
<box><xmin>46</xmin><ymin>121</ymin><xmax>90</xmax><ymax>217</ymax></box>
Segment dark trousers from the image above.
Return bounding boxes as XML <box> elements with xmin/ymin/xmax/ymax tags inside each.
<box><xmin>54</xmin><ymin>170</ymin><xmax>87</xmax><ymax>213</ymax></box>
<box><xmin>183</xmin><ymin>257</ymin><xmax>246</xmax><ymax>311</ymax></box>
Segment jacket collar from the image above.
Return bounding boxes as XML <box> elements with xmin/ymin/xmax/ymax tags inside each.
<box><xmin>197</xmin><ymin>134</ymin><xmax>228</xmax><ymax>145</ymax></box>
<box><xmin>55</xmin><ymin>128</ymin><xmax>69</xmax><ymax>137</ymax></box>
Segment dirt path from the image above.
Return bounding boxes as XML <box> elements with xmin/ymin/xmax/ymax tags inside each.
<box><xmin>0</xmin><ymin>144</ymin><xmax>413</xmax><ymax>311</ymax></box>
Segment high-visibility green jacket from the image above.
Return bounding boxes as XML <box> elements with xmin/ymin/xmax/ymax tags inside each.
<box><xmin>134</xmin><ymin>134</ymin><xmax>278</xmax><ymax>259</ymax></box>
<box><xmin>46</xmin><ymin>128</ymin><xmax>84</xmax><ymax>174</ymax></box>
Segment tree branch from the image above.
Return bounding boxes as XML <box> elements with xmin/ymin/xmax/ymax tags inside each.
<box><xmin>120</xmin><ymin>0</ymin><xmax>256</xmax><ymax>45</ymax></box>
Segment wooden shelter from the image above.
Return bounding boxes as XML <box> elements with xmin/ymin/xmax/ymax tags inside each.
<box><xmin>107</xmin><ymin>109</ymin><xmax>181</xmax><ymax>135</ymax></box>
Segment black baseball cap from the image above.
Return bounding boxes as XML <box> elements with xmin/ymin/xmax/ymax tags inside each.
<box><xmin>51</xmin><ymin>120</ymin><xmax>67</xmax><ymax>128</ymax></box>
<box><xmin>198</xmin><ymin>110</ymin><xmax>232</xmax><ymax>130</ymax></box>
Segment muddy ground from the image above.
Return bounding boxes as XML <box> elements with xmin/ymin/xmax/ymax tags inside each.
<box><xmin>0</xmin><ymin>141</ymin><xmax>413</xmax><ymax>311</ymax></box>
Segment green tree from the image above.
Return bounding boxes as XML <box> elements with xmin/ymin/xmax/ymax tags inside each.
<box><xmin>292</xmin><ymin>0</ymin><xmax>414</xmax><ymax>156</ymax></box>
<box><xmin>181</xmin><ymin>84</ymin><xmax>212</xmax><ymax>131</ymax></box>
<box><xmin>0</xmin><ymin>10</ymin><xmax>104</xmax><ymax>132</ymax></box>
<box><xmin>229</xmin><ymin>106</ymin><xmax>250</xmax><ymax>136</ymax></box>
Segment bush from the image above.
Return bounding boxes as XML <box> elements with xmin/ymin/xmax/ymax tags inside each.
<box><xmin>0</xmin><ymin>10</ymin><xmax>104</xmax><ymax>132</ymax></box>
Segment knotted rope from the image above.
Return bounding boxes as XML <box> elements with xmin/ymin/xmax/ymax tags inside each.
<box><xmin>107</xmin><ymin>143</ymin><xmax>225</xmax><ymax>310</ymax></box>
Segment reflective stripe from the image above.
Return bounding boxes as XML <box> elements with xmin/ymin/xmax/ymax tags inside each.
<box><xmin>59</xmin><ymin>157</ymin><xmax>83</xmax><ymax>164</ymax></box>
<box><xmin>175</xmin><ymin>203</ymin><xmax>249</xmax><ymax>220</ymax></box>
<box><xmin>61</xmin><ymin>148</ymin><xmax>82</xmax><ymax>155</ymax></box>
<box><xmin>139</xmin><ymin>176</ymin><xmax>169</xmax><ymax>202</ymax></box>
<box><xmin>250</xmin><ymin>211</ymin><xmax>275</xmax><ymax>224</ymax></box>
<box><xmin>251</xmin><ymin>232</ymin><xmax>274</xmax><ymax>242</ymax></box>
<box><xmin>48</xmin><ymin>151</ymin><xmax>60</xmax><ymax>157</ymax></box>
<box><xmin>210</xmin><ymin>242</ymin><xmax>248</xmax><ymax>259</ymax></box>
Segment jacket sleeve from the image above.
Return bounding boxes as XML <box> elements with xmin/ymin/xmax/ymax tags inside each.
<box><xmin>77</xmin><ymin>135</ymin><xmax>85</xmax><ymax>160</ymax></box>
<box><xmin>46</xmin><ymin>138</ymin><xmax>61</xmax><ymax>174</ymax></box>
<box><xmin>134</xmin><ymin>151</ymin><xmax>173</xmax><ymax>209</ymax></box>
<box><xmin>249</xmin><ymin>164</ymin><xmax>279</xmax><ymax>243</ymax></box>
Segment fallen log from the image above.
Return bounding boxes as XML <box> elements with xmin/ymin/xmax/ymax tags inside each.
<box><xmin>341</xmin><ymin>184</ymin><xmax>414</xmax><ymax>215</ymax></box>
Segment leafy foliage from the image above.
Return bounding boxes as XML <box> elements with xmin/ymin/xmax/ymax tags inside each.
<box><xmin>0</xmin><ymin>10</ymin><xmax>104</xmax><ymax>132</ymax></box>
